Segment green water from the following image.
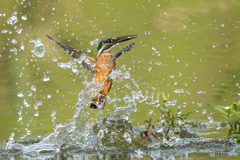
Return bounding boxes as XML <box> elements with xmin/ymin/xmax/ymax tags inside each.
<box><xmin>0</xmin><ymin>0</ymin><xmax>240</xmax><ymax>157</ymax></box>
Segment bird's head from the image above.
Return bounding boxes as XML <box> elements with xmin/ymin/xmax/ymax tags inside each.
<box><xmin>97</xmin><ymin>35</ymin><xmax>137</xmax><ymax>56</ymax></box>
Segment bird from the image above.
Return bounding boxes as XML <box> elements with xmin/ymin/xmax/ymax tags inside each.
<box><xmin>46</xmin><ymin>34</ymin><xmax>137</xmax><ymax>109</ymax></box>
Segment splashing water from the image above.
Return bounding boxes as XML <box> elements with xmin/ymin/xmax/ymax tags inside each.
<box><xmin>3</xmin><ymin>54</ymin><xmax>238</xmax><ymax>159</ymax></box>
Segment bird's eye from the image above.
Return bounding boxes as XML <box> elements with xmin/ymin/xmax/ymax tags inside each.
<box><xmin>107</xmin><ymin>39</ymin><xmax>111</xmax><ymax>43</ymax></box>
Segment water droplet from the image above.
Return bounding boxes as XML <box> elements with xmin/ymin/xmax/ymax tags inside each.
<box><xmin>152</xmin><ymin>46</ymin><xmax>156</xmax><ymax>50</ymax></box>
<box><xmin>42</xmin><ymin>76</ymin><xmax>50</xmax><ymax>82</ymax></box>
<box><xmin>201</xmin><ymin>109</ymin><xmax>206</xmax><ymax>115</ymax></box>
<box><xmin>52</xmin><ymin>7</ymin><xmax>55</xmax><ymax>10</ymax></box>
<box><xmin>157</xmin><ymin>4</ymin><xmax>160</xmax><ymax>7</ymax></box>
<box><xmin>31</xmin><ymin>85</ymin><xmax>36</xmax><ymax>91</ymax></box>
<box><xmin>34</xmin><ymin>111</ymin><xmax>39</xmax><ymax>116</ymax></box>
<box><xmin>169</xmin><ymin>74</ymin><xmax>174</xmax><ymax>78</ymax></box>
<box><xmin>233</xmin><ymin>75</ymin><xmax>236</xmax><ymax>78</ymax></box>
<box><xmin>21</xmin><ymin>15</ymin><xmax>27</xmax><ymax>20</ymax></box>
<box><xmin>220</xmin><ymin>24</ymin><xmax>225</xmax><ymax>27</ymax></box>
<box><xmin>197</xmin><ymin>90</ymin><xmax>203</xmax><ymax>94</ymax></box>
<box><xmin>38</xmin><ymin>133</ymin><xmax>41</xmax><ymax>138</ymax></box>
<box><xmin>7</xmin><ymin>12</ymin><xmax>18</xmax><ymax>25</ymax></box>
<box><xmin>17</xmin><ymin>92</ymin><xmax>24</xmax><ymax>97</ymax></box>
<box><xmin>173</xmin><ymin>81</ymin><xmax>177</xmax><ymax>85</ymax></box>
<box><xmin>176</xmin><ymin>59</ymin><xmax>179</xmax><ymax>62</ymax></box>
<box><xmin>20</xmin><ymin>42</ymin><xmax>24</xmax><ymax>50</ymax></box>
<box><xmin>174</xmin><ymin>89</ymin><xmax>180</xmax><ymax>93</ymax></box>
<box><xmin>16</xmin><ymin>28</ymin><xmax>23</xmax><ymax>34</ymax></box>
<box><xmin>99</xmin><ymin>30</ymin><xmax>102</xmax><ymax>34</ymax></box>
<box><xmin>212</xmin><ymin>44</ymin><xmax>215</xmax><ymax>48</ymax></box>
<box><xmin>168</xmin><ymin>45</ymin><xmax>172</xmax><ymax>49</ymax></box>
<box><xmin>177</xmin><ymin>109</ymin><xmax>181</xmax><ymax>114</ymax></box>
<box><xmin>86</xmin><ymin>48</ymin><xmax>91</xmax><ymax>53</ymax></box>
<box><xmin>148</xmin><ymin>67</ymin><xmax>152</xmax><ymax>71</ymax></box>
<box><xmin>12</xmin><ymin>39</ymin><xmax>17</xmax><ymax>44</ymax></box>
<box><xmin>27</xmin><ymin>91</ymin><xmax>32</xmax><ymax>96</ymax></box>
<box><xmin>47</xmin><ymin>94</ymin><xmax>51</xmax><ymax>98</ymax></box>
<box><xmin>2</xmin><ymin>29</ymin><xmax>8</xmax><ymax>33</ymax></box>
<box><xmin>90</xmin><ymin>41</ymin><xmax>94</xmax><ymax>45</ymax></box>
<box><xmin>41</xmin><ymin>17</ymin><xmax>45</xmax><ymax>21</ymax></box>
<box><xmin>34</xmin><ymin>43</ymin><xmax>45</xmax><ymax>57</ymax></box>
<box><xmin>149</xmin><ymin>110</ymin><xmax>153</xmax><ymax>114</ymax></box>
<box><xmin>216</xmin><ymin>124</ymin><xmax>220</xmax><ymax>130</ymax></box>
<box><xmin>195</xmin><ymin>109</ymin><xmax>199</xmax><ymax>112</ymax></box>
<box><xmin>56</xmin><ymin>90</ymin><xmax>59</xmax><ymax>93</ymax></box>
<box><xmin>197</xmin><ymin>102</ymin><xmax>202</xmax><ymax>107</ymax></box>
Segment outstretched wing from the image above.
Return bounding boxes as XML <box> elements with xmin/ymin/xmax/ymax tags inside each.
<box><xmin>46</xmin><ymin>34</ymin><xmax>96</xmax><ymax>73</ymax></box>
<box><xmin>113</xmin><ymin>42</ymin><xmax>135</xmax><ymax>59</ymax></box>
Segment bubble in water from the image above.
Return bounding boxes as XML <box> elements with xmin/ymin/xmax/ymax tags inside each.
<box><xmin>34</xmin><ymin>43</ymin><xmax>45</xmax><ymax>57</ymax></box>
<box><xmin>34</xmin><ymin>111</ymin><xmax>39</xmax><ymax>116</ymax></box>
<box><xmin>21</xmin><ymin>15</ymin><xmax>27</xmax><ymax>20</ymax></box>
<box><xmin>17</xmin><ymin>92</ymin><xmax>24</xmax><ymax>97</ymax></box>
<box><xmin>42</xmin><ymin>76</ymin><xmax>50</xmax><ymax>82</ymax></box>
<box><xmin>31</xmin><ymin>85</ymin><xmax>36</xmax><ymax>91</ymax></box>
<box><xmin>7</xmin><ymin>12</ymin><xmax>18</xmax><ymax>25</ymax></box>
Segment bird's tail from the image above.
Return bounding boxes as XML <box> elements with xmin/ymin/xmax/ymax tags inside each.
<box><xmin>90</xmin><ymin>95</ymin><xmax>106</xmax><ymax>109</ymax></box>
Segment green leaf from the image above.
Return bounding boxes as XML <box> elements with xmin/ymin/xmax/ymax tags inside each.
<box><xmin>167</xmin><ymin>94</ymin><xmax>170</xmax><ymax>101</ymax></box>
<box><xmin>153</xmin><ymin>120</ymin><xmax>160</xmax><ymax>124</ymax></box>
<box><xmin>228</xmin><ymin>132</ymin><xmax>240</xmax><ymax>138</ymax></box>
<box><xmin>143</xmin><ymin>120</ymin><xmax>149</xmax><ymax>123</ymax></box>
<box><xmin>159</xmin><ymin>107</ymin><xmax>169</xmax><ymax>112</ymax></box>
<box><xmin>152</xmin><ymin>124</ymin><xmax>155</xmax><ymax>129</ymax></box>
<box><xmin>237</xmin><ymin>99</ymin><xmax>240</xmax><ymax>107</ymax></box>
<box><xmin>223</xmin><ymin>115</ymin><xmax>236</xmax><ymax>130</ymax></box>
<box><xmin>232</xmin><ymin>103</ymin><xmax>238</xmax><ymax>111</ymax></box>
<box><xmin>201</xmin><ymin>98</ymin><xmax>228</xmax><ymax>115</ymax></box>
<box><xmin>162</xmin><ymin>92</ymin><xmax>167</xmax><ymax>101</ymax></box>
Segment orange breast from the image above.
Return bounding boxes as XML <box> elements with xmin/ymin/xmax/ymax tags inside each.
<box><xmin>94</xmin><ymin>53</ymin><xmax>116</xmax><ymax>94</ymax></box>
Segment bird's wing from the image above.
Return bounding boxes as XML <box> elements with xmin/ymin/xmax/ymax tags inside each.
<box><xmin>113</xmin><ymin>42</ymin><xmax>135</xmax><ymax>59</ymax></box>
<box><xmin>46</xmin><ymin>34</ymin><xmax>96</xmax><ymax>73</ymax></box>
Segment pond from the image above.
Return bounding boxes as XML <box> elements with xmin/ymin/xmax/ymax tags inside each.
<box><xmin>0</xmin><ymin>0</ymin><xmax>240</xmax><ymax>159</ymax></box>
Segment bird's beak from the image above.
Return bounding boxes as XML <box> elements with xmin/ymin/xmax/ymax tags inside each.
<box><xmin>113</xmin><ymin>35</ymin><xmax>137</xmax><ymax>44</ymax></box>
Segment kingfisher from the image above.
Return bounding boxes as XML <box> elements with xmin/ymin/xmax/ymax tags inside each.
<box><xmin>46</xmin><ymin>34</ymin><xmax>137</xmax><ymax>109</ymax></box>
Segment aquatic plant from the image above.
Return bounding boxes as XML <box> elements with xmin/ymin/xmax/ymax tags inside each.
<box><xmin>139</xmin><ymin>91</ymin><xmax>192</xmax><ymax>142</ymax></box>
<box><xmin>202</xmin><ymin>98</ymin><xmax>240</xmax><ymax>142</ymax></box>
